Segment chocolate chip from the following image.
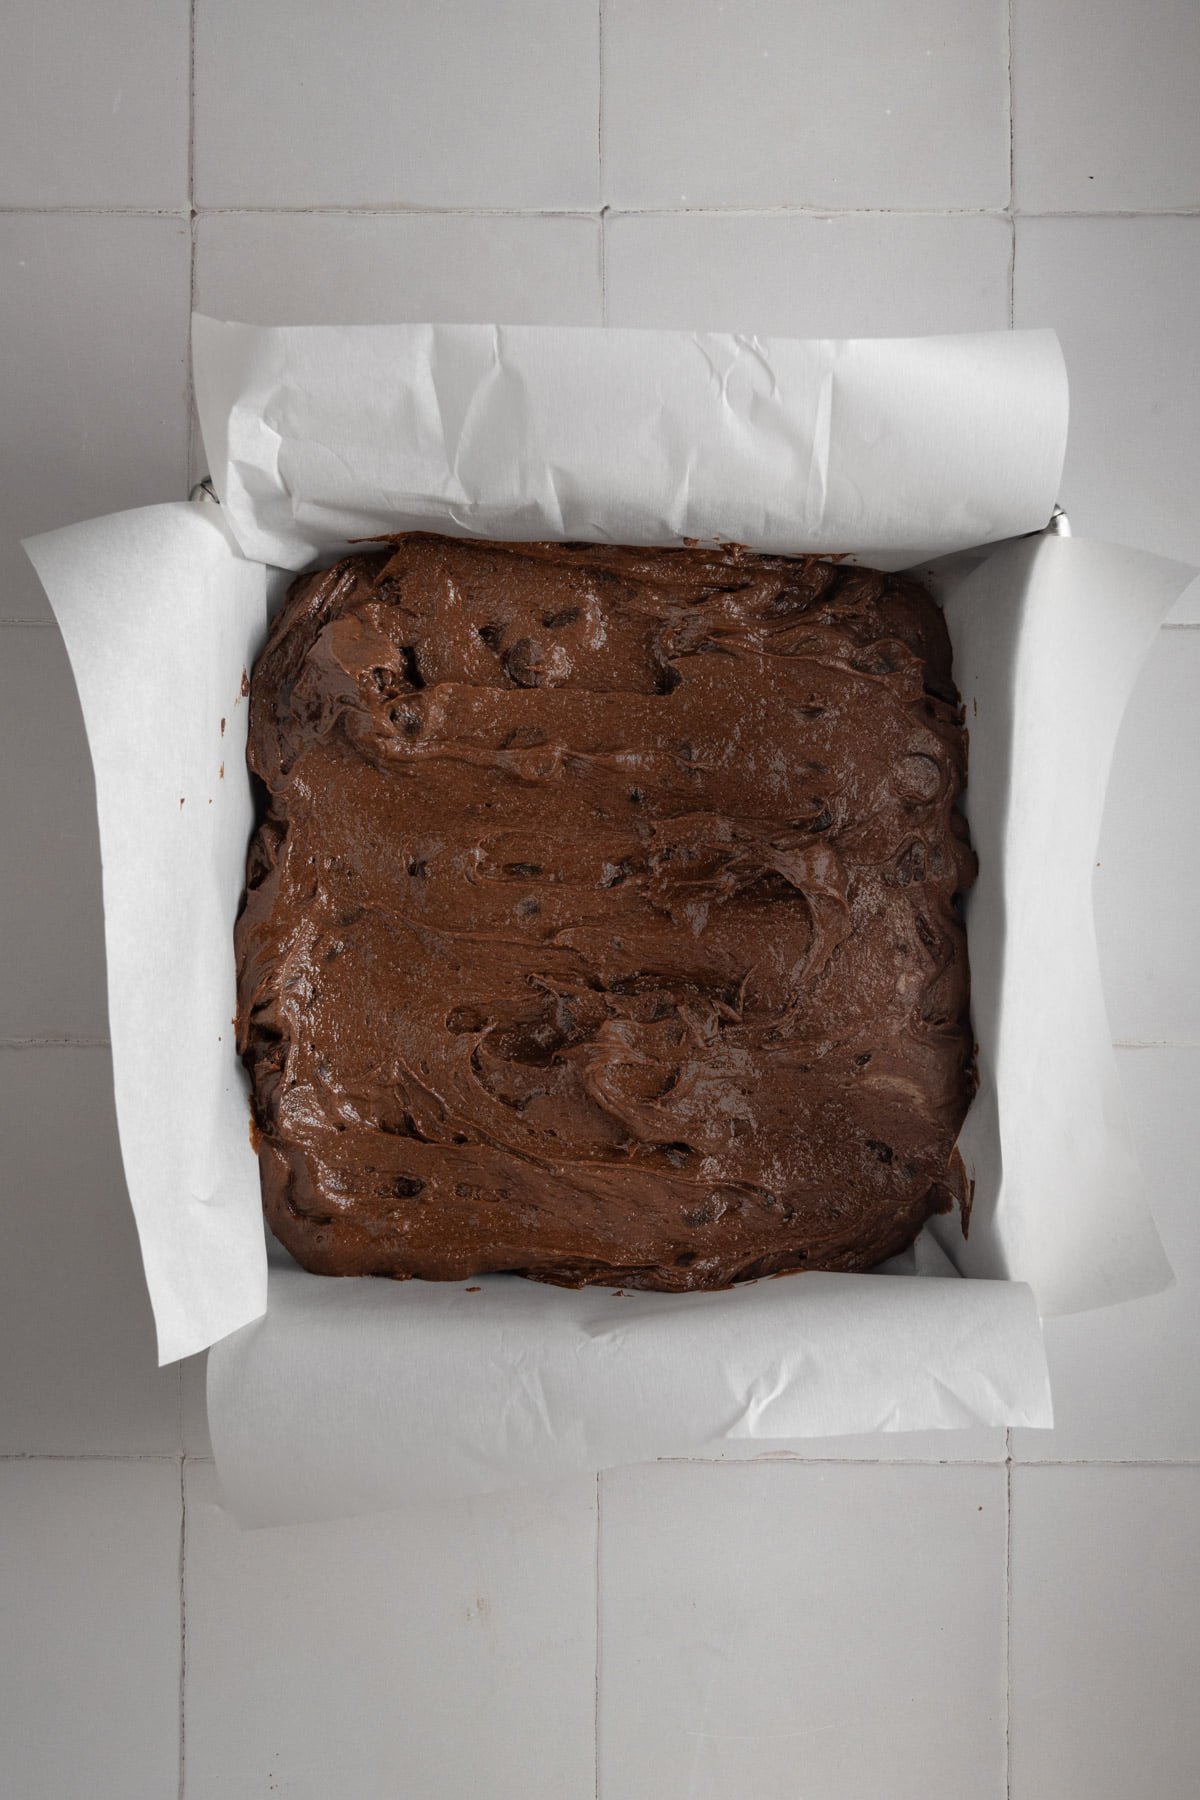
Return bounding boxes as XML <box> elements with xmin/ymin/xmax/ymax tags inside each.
<box><xmin>504</xmin><ymin>638</ymin><xmax>542</xmax><ymax>687</ymax></box>
<box><xmin>397</xmin><ymin>645</ymin><xmax>425</xmax><ymax>690</ymax></box>
<box><xmin>445</xmin><ymin>1005</ymin><xmax>488</xmax><ymax>1034</ymax></box>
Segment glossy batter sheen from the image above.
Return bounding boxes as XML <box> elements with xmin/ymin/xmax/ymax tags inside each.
<box><xmin>236</xmin><ymin>534</ymin><xmax>975</xmax><ymax>1289</ymax></box>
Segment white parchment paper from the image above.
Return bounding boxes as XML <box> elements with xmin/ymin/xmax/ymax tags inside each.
<box><xmin>212</xmin><ymin>1244</ymin><xmax>1049</xmax><ymax>1524</ymax></box>
<box><xmin>193</xmin><ymin>317</ymin><xmax>1069</xmax><ymax>572</ymax></box>
<box><xmin>26</xmin><ymin>505</ymin><xmax>271</xmax><ymax>1360</ymax></box>
<box><xmin>26</xmin><ymin>321</ymin><xmax>1197</xmax><ymax>1524</ymax></box>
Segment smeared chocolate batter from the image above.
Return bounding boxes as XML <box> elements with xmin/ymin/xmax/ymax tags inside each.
<box><xmin>236</xmin><ymin>535</ymin><xmax>975</xmax><ymax>1288</ymax></box>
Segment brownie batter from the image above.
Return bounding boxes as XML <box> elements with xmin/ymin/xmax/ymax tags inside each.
<box><xmin>236</xmin><ymin>534</ymin><xmax>975</xmax><ymax>1289</ymax></box>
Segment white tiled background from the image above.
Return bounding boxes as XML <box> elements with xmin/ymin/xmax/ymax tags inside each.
<box><xmin>2</xmin><ymin>2</ymin><xmax>1198</xmax><ymax>1794</ymax></box>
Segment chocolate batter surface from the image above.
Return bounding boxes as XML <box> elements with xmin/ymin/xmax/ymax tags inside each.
<box><xmin>236</xmin><ymin>534</ymin><xmax>975</xmax><ymax>1288</ymax></box>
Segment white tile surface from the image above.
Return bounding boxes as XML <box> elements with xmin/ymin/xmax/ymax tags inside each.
<box><xmin>605</xmin><ymin>211</ymin><xmax>1011</xmax><ymax>335</ymax></box>
<box><xmin>598</xmin><ymin>1461</ymin><xmax>1006</xmax><ymax>1800</ymax></box>
<box><xmin>602</xmin><ymin>0</ymin><xmax>1009</xmax><ymax>210</ymax></box>
<box><xmin>184</xmin><ymin>1461</ymin><xmax>596</xmax><ymax>1800</ymax></box>
<box><xmin>1094</xmin><ymin>630</ymin><xmax>1200</xmax><ymax>1045</ymax></box>
<box><xmin>1010</xmin><ymin>1466</ymin><xmax>1200</xmax><ymax>1800</ymax></box>
<box><xmin>0</xmin><ymin>1459</ymin><xmax>181</xmax><ymax>1799</ymax></box>
<box><xmin>0</xmin><ymin>0</ymin><xmax>189</xmax><ymax>207</ymax></box>
<box><xmin>1014</xmin><ymin>217</ymin><xmax>1200</xmax><ymax>612</ymax></box>
<box><xmin>1014</xmin><ymin>1050</ymin><xmax>1200</xmax><ymax>1462</ymax></box>
<box><xmin>0</xmin><ymin>1049</ymin><xmax>178</xmax><ymax>1454</ymax></box>
<box><xmin>194</xmin><ymin>0</ymin><xmax>600</xmax><ymax>209</ymax></box>
<box><xmin>0</xmin><ymin>629</ymin><xmax>109</xmax><ymax>1041</ymax></box>
<box><xmin>1012</xmin><ymin>0</ymin><xmax>1200</xmax><ymax>212</ymax></box>
<box><xmin>0</xmin><ymin>214</ymin><xmax>190</xmax><ymax>623</ymax></box>
<box><xmin>196</xmin><ymin>210</ymin><xmax>603</xmax><ymax>325</ymax></box>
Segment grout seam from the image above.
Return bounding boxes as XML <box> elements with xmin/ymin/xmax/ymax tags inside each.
<box><xmin>187</xmin><ymin>0</ymin><xmax>197</xmax><ymax>213</ymax></box>
<box><xmin>1005</xmin><ymin>1431</ymin><xmax>1013</xmax><ymax>1800</ymax></box>
<box><xmin>652</xmin><ymin>1454</ymin><xmax>1200</xmax><ymax>1469</ymax></box>
<box><xmin>185</xmin><ymin>0</ymin><xmax>199</xmax><ymax>492</ymax></box>
<box><xmin>142</xmin><ymin>203</ymin><xmax>605</xmax><ymax>221</ymax></box>
<box><xmin>0</xmin><ymin>206</ymin><xmax>192</xmax><ymax>217</ymax></box>
<box><xmin>178</xmin><ymin>1457</ymin><xmax>188</xmax><ymax>1800</ymax></box>
<box><xmin>597</xmin><ymin>0</ymin><xmax>607</xmax><ymax>326</ymax></box>
<box><xmin>597</xmin><ymin>0</ymin><xmax>605</xmax><ymax>210</ymax></box>
<box><xmin>5</xmin><ymin>202</ymin><xmax>1200</xmax><ymax>220</ymax></box>
<box><xmin>5</xmin><ymin>1451</ymin><xmax>1200</xmax><ymax>1467</ymax></box>
<box><xmin>1006</xmin><ymin>0</ymin><xmax>1016</xmax><ymax>214</ymax></box>
<box><xmin>0</xmin><ymin>1451</ymin><xmax>183</xmax><ymax>1462</ymax></box>
<box><xmin>0</xmin><ymin>1035</ymin><xmax>111</xmax><ymax>1050</ymax></box>
<box><xmin>1006</xmin><ymin>0</ymin><xmax>1016</xmax><ymax>328</ymax></box>
<box><xmin>594</xmin><ymin>1471</ymin><xmax>602</xmax><ymax>1800</ymax></box>
<box><xmin>1113</xmin><ymin>1038</ymin><xmax>1200</xmax><ymax>1049</ymax></box>
<box><xmin>1006</xmin><ymin>0</ymin><xmax>1016</xmax><ymax>329</ymax></box>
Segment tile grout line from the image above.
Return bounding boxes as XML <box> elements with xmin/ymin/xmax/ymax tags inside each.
<box><xmin>0</xmin><ymin>1451</ymin><xmax>183</xmax><ymax>1460</ymax></box>
<box><xmin>1114</xmin><ymin>1037</ymin><xmax>1200</xmax><ymax>1048</ymax></box>
<box><xmin>594</xmin><ymin>1470</ymin><xmax>602</xmax><ymax>1800</ymax></box>
<box><xmin>185</xmin><ymin>0</ymin><xmax>199</xmax><ymax>491</ymax></box>
<box><xmin>178</xmin><ymin>1457</ymin><xmax>188</xmax><ymax>1800</ymax></box>
<box><xmin>1005</xmin><ymin>1430</ymin><xmax>1013</xmax><ymax>1800</ymax></box>
<box><xmin>653</xmin><ymin>1455</ymin><xmax>1200</xmax><ymax>1469</ymax></box>
<box><xmin>1006</xmin><ymin>0</ymin><xmax>1015</xmax><ymax>328</ymax></box>
<box><xmin>6</xmin><ymin>202</ymin><xmax>1200</xmax><ymax>219</ymax></box>
<box><xmin>2</xmin><ymin>203</ymin><xmax>1200</xmax><ymax>220</ymax></box>
<box><xmin>597</xmin><ymin>0</ymin><xmax>605</xmax><ymax>207</ymax></box>
<box><xmin>0</xmin><ymin>206</ymin><xmax>192</xmax><ymax>217</ymax></box>
<box><xmin>597</xmin><ymin>0</ymin><xmax>607</xmax><ymax>328</ymax></box>
<box><xmin>0</xmin><ymin>1036</ymin><xmax>112</xmax><ymax>1049</ymax></box>
<box><xmin>4</xmin><ymin>1449</ymin><xmax>1200</xmax><ymax>1466</ymax></box>
<box><xmin>187</xmin><ymin>0</ymin><xmax>197</xmax><ymax>212</ymax></box>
